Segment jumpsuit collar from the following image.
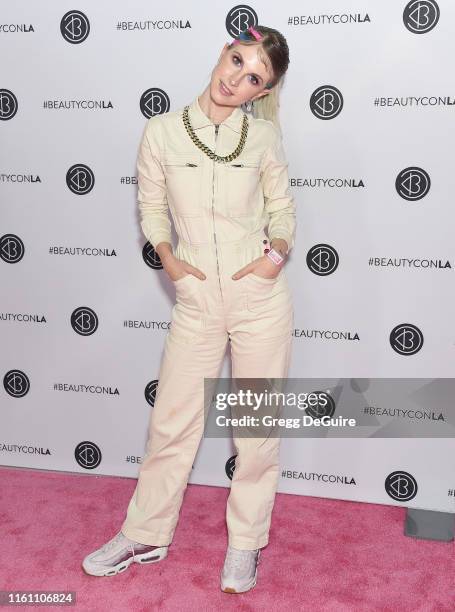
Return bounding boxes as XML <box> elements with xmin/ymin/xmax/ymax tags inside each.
<box><xmin>188</xmin><ymin>95</ymin><xmax>246</xmax><ymax>134</ymax></box>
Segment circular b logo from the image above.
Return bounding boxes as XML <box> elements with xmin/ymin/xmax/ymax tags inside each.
<box><xmin>305</xmin><ymin>392</ymin><xmax>335</xmax><ymax>419</ymax></box>
<box><xmin>145</xmin><ymin>380</ymin><xmax>159</xmax><ymax>407</ymax></box>
<box><xmin>0</xmin><ymin>234</ymin><xmax>25</xmax><ymax>263</ymax></box>
<box><xmin>225</xmin><ymin>455</ymin><xmax>237</xmax><ymax>480</ymax></box>
<box><xmin>395</xmin><ymin>167</ymin><xmax>430</xmax><ymax>201</ymax></box>
<box><xmin>307</xmin><ymin>244</ymin><xmax>339</xmax><ymax>276</ymax></box>
<box><xmin>71</xmin><ymin>307</ymin><xmax>99</xmax><ymax>336</ymax></box>
<box><xmin>225</xmin><ymin>5</ymin><xmax>259</xmax><ymax>38</ymax></box>
<box><xmin>60</xmin><ymin>10</ymin><xmax>90</xmax><ymax>44</ymax></box>
<box><xmin>140</xmin><ymin>88</ymin><xmax>170</xmax><ymax>119</ymax></box>
<box><xmin>75</xmin><ymin>441</ymin><xmax>102</xmax><ymax>469</ymax></box>
<box><xmin>310</xmin><ymin>85</ymin><xmax>343</xmax><ymax>120</ymax></box>
<box><xmin>142</xmin><ymin>242</ymin><xmax>164</xmax><ymax>270</ymax></box>
<box><xmin>403</xmin><ymin>1</ymin><xmax>440</xmax><ymax>34</ymax></box>
<box><xmin>67</xmin><ymin>164</ymin><xmax>95</xmax><ymax>195</ymax></box>
<box><xmin>390</xmin><ymin>323</ymin><xmax>424</xmax><ymax>355</ymax></box>
<box><xmin>0</xmin><ymin>89</ymin><xmax>18</xmax><ymax>120</ymax></box>
<box><xmin>4</xmin><ymin>370</ymin><xmax>30</xmax><ymax>398</ymax></box>
<box><xmin>385</xmin><ymin>470</ymin><xmax>418</xmax><ymax>501</ymax></box>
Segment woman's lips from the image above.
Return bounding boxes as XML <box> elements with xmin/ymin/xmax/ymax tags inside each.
<box><xmin>219</xmin><ymin>80</ymin><xmax>233</xmax><ymax>96</ymax></box>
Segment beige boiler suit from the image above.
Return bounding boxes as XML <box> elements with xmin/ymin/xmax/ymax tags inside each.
<box><xmin>121</xmin><ymin>95</ymin><xmax>296</xmax><ymax>550</ymax></box>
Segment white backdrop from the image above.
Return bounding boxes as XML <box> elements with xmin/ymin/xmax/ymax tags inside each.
<box><xmin>1</xmin><ymin>1</ymin><xmax>454</xmax><ymax>514</ymax></box>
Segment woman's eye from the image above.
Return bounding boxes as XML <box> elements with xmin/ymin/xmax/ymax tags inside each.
<box><xmin>232</xmin><ymin>55</ymin><xmax>259</xmax><ymax>86</ymax></box>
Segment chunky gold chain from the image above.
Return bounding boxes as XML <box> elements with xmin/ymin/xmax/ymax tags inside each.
<box><xmin>182</xmin><ymin>105</ymin><xmax>249</xmax><ymax>164</ymax></box>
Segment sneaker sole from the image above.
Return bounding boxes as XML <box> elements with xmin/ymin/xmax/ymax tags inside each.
<box><xmin>82</xmin><ymin>546</ymin><xmax>168</xmax><ymax>577</ymax></box>
<box><xmin>221</xmin><ymin>570</ymin><xmax>258</xmax><ymax>594</ymax></box>
<box><xmin>220</xmin><ymin>550</ymin><xmax>260</xmax><ymax>593</ymax></box>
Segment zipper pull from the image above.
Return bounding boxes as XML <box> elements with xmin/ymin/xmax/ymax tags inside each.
<box><xmin>185</xmin><ymin>163</ymin><xmax>198</xmax><ymax>167</ymax></box>
<box><xmin>231</xmin><ymin>163</ymin><xmax>244</xmax><ymax>167</ymax></box>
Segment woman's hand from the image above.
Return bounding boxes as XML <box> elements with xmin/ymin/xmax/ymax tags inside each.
<box><xmin>231</xmin><ymin>238</ymin><xmax>288</xmax><ymax>280</ymax></box>
<box><xmin>269</xmin><ymin>238</ymin><xmax>289</xmax><ymax>259</ymax></box>
<box><xmin>160</xmin><ymin>252</ymin><xmax>206</xmax><ymax>282</ymax></box>
<box><xmin>231</xmin><ymin>254</ymin><xmax>283</xmax><ymax>281</ymax></box>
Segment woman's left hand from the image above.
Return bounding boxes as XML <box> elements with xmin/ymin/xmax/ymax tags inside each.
<box><xmin>232</xmin><ymin>254</ymin><xmax>283</xmax><ymax>281</ymax></box>
<box><xmin>231</xmin><ymin>238</ymin><xmax>288</xmax><ymax>280</ymax></box>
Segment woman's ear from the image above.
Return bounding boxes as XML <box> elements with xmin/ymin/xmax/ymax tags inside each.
<box><xmin>252</xmin><ymin>90</ymin><xmax>271</xmax><ymax>102</ymax></box>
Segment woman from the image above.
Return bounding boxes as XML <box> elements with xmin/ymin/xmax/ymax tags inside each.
<box><xmin>82</xmin><ymin>24</ymin><xmax>296</xmax><ymax>594</ymax></box>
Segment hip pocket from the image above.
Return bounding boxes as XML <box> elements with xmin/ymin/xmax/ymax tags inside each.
<box><xmin>170</xmin><ymin>275</ymin><xmax>206</xmax><ymax>343</ymax></box>
<box><xmin>173</xmin><ymin>274</ymin><xmax>201</xmax><ymax>309</ymax></box>
<box><xmin>244</xmin><ymin>269</ymin><xmax>289</xmax><ymax>313</ymax></box>
<box><xmin>248</xmin><ymin>270</ymin><xmax>282</xmax><ymax>284</ymax></box>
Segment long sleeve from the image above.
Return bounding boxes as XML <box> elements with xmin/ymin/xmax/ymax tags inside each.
<box><xmin>260</xmin><ymin>124</ymin><xmax>296</xmax><ymax>253</ymax></box>
<box><xmin>137</xmin><ymin>117</ymin><xmax>172</xmax><ymax>249</ymax></box>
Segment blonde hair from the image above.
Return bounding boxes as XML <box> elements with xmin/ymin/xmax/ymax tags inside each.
<box><xmin>251</xmin><ymin>78</ymin><xmax>285</xmax><ymax>131</ymax></box>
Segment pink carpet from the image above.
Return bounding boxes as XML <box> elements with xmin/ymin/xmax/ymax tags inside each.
<box><xmin>1</xmin><ymin>465</ymin><xmax>453</xmax><ymax>611</ymax></box>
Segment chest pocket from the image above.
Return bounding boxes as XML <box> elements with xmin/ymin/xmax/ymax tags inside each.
<box><xmin>224</xmin><ymin>157</ymin><xmax>262</xmax><ymax>217</ymax></box>
<box><xmin>162</xmin><ymin>153</ymin><xmax>203</xmax><ymax>218</ymax></box>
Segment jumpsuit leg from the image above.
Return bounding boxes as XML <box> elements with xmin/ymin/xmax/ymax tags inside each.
<box><xmin>225</xmin><ymin>271</ymin><xmax>294</xmax><ymax>550</ymax></box>
<box><xmin>121</xmin><ymin>274</ymin><xmax>228</xmax><ymax>546</ymax></box>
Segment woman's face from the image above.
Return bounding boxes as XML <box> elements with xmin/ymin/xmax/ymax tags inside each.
<box><xmin>210</xmin><ymin>42</ymin><xmax>274</xmax><ymax>107</ymax></box>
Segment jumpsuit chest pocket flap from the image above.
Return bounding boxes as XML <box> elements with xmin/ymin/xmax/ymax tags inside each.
<box><xmin>224</xmin><ymin>156</ymin><xmax>262</xmax><ymax>217</ymax></box>
<box><xmin>162</xmin><ymin>152</ymin><xmax>203</xmax><ymax>218</ymax></box>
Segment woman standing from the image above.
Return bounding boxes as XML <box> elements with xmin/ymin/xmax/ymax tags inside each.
<box><xmin>83</xmin><ymin>25</ymin><xmax>296</xmax><ymax>594</ymax></box>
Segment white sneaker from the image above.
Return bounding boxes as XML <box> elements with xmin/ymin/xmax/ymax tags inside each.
<box><xmin>82</xmin><ymin>531</ymin><xmax>168</xmax><ymax>577</ymax></box>
<box><xmin>220</xmin><ymin>545</ymin><xmax>261</xmax><ymax>593</ymax></box>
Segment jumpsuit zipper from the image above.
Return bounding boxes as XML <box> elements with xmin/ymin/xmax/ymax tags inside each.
<box><xmin>212</xmin><ymin>124</ymin><xmax>223</xmax><ymax>301</ymax></box>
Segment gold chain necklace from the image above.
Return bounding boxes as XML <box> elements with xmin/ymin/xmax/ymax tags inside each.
<box><xmin>182</xmin><ymin>105</ymin><xmax>249</xmax><ymax>164</ymax></box>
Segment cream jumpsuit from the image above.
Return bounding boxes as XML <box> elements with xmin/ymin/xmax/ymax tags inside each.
<box><xmin>121</xmin><ymin>95</ymin><xmax>296</xmax><ymax>551</ymax></box>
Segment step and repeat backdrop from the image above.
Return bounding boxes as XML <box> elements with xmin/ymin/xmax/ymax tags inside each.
<box><xmin>1</xmin><ymin>1</ymin><xmax>454</xmax><ymax>515</ymax></box>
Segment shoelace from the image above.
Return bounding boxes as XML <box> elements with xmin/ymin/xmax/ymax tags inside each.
<box><xmin>100</xmin><ymin>532</ymin><xmax>127</xmax><ymax>553</ymax></box>
<box><xmin>224</xmin><ymin>548</ymin><xmax>258</xmax><ymax>572</ymax></box>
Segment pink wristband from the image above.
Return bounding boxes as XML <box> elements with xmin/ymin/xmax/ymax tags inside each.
<box><xmin>266</xmin><ymin>248</ymin><xmax>285</xmax><ymax>266</ymax></box>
